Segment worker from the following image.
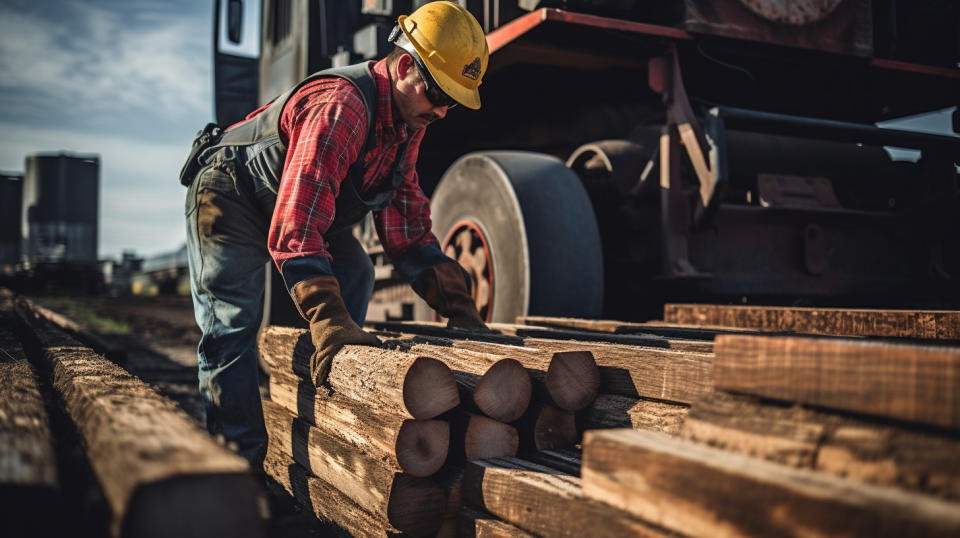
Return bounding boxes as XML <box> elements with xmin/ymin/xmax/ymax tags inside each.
<box><xmin>179</xmin><ymin>1</ymin><xmax>489</xmax><ymax>467</ymax></box>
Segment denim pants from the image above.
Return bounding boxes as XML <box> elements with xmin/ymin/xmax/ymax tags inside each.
<box><xmin>184</xmin><ymin>148</ymin><xmax>374</xmax><ymax>466</ymax></box>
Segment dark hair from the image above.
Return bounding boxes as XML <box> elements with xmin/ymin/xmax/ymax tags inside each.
<box><xmin>386</xmin><ymin>46</ymin><xmax>422</xmax><ymax>80</ymax></box>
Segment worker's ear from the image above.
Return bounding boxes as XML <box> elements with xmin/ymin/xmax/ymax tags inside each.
<box><xmin>396</xmin><ymin>53</ymin><xmax>415</xmax><ymax>82</ymax></box>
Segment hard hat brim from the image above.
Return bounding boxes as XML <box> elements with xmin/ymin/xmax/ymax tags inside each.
<box><xmin>398</xmin><ymin>14</ymin><xmax>482</xmax><ymax>110</ymax></box>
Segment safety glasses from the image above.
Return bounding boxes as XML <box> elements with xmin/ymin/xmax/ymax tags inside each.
<box><xmin>413</xmin><ymin>58</ymin><xmax>458</xmax><ymax>109</ymax></box>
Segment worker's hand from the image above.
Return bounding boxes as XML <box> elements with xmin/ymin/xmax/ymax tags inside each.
<box><xmin>291</xmin><ymin>276</ymin><xmax>382</xmax><ymax>386</ymax></box>
<box><xmin>416</xmin><ymin>263</ymin><xmax>491</xmax><ymax>334</ymax></box>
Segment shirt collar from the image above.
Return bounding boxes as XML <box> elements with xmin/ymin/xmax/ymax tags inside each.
<box><xmin>371</xmin><ymin>58</ymin><xmax>409</xmax><ymax>138</ymax></box>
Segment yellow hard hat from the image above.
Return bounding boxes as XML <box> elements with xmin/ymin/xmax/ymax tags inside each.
<box><xmin>395</xmin><ymin>1</ymin><xmax>488</xmax><ymax>110</ymax></box>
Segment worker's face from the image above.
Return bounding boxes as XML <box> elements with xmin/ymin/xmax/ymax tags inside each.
<box><xmin>393</xmin><ymin>54</ymin><xmax>449</xmax><ymax>130</ymax></box>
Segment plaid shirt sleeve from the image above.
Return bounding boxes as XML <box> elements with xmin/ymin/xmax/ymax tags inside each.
<box><xmin>373</xmin><ymin>127</ymin><xmax>441</xmax><ymax>260</ymax></box>
<box><xmin>267</xmin><ymin>79</ymin><xmax>367</xmax><ymax>269</ymax></box>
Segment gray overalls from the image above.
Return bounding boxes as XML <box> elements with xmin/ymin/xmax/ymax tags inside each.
<box><xmin>181</xmin><ymin>63</ymin><xmax>408</xmax><ymax>465</ymax></box>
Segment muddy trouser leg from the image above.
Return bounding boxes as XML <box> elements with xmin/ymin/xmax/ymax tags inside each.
<box><xmin>184</xmin><ymin>155</ymin><xmax>269</xmax><ymax>467</ymax></box>
<box><xmin>327</xmin><ymin>227</ymin><xmax>375</xmax><ymax>326</ymax></box>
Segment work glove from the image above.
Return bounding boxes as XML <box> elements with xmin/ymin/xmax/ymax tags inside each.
<box><xmin>290</xmin><ymin>276</ymin><xmax>382</xmax><ymax>386</ymax></box>
<box><xmin>415</xmin><ymin>262</ymin><xmax>490</xmax><ymax>333</ymax></box>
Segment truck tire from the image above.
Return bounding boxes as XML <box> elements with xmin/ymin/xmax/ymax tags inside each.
<box><xmin>430</xmin><ymin>151</ymin><xmax>604</xmax><ymax>323</ymax></box>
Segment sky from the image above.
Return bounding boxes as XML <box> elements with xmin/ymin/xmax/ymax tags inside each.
<box><xmin>0</xmin><ymin>0</ymin><xmax>213</xmax><ymax>259</ymax></box>
<box><xmin>0</xmin><ymin>1</ymin><xmax>955</xmax><ymax>261</ymax></box>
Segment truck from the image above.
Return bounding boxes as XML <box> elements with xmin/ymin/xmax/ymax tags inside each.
<box><xmin>212</xmin><ymin>0</ymin><xmax>960</xmax><ymax>326</ymax></box>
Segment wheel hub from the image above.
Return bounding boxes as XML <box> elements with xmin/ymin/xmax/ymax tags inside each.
<box><xmin>441</xmin><ymin>221</ymin><xmax>493</xmax><ymax>321</ymax></box>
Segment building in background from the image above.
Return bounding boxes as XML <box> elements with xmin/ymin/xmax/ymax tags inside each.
<box><xmin>21</xmin><ymin>152</ymin><xmax>100</xmax><ymax>266</ymax></box>
<box><xmin>0</xmin><ymin>172</ymin><xmax>23</xmax><ymax>267</ymax></box>
<box><xmin>18</xmin><ymin>152</ymin><xmax>102</xmax><ymax>292</ymax></box>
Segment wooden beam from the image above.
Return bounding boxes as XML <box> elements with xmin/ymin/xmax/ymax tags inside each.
<box><xmin>578</xmin><ymin>394</ymin><xmax>688</xmax><ymax>437</ymax></box>
<box><xmin>665</xmin><ymin>303</ymin><xmax>960</xmax><ymax>339</ymax></box>
<box><xmin>714</xmin><ymin>334</ymin><xmax>960</xmax><ymax>429</ymax></box>
<box><xmin>0</xmin><ymin>322</ymin><xmax>58</xmax><ymax>537</ymax></box>
<box><xmin>259</xmin><ymin>326</ymin><xmax>460</xmax><ymax>420</ymax></box>
<box><xmin>682</xmin><ymin>392</ymin><xmax>960</xmax><ymax>500</ymax></box>
<box><xmin>517</xmin><ymin>315</ymin><xmax>749</xmax><ymax>343</ymax></box>
<box><xmin>461</xmin><ymin>456</ymin><xmax>669</xmax><ymax>537</ymax></box>
<box><xmin>380</xmin><ymin>335</ymin><xmax>599</xmax><ymax>412</ymax></box>
<box><xmin>15</xmin><ymin>300</ymin><xmax>264</xmax><ymax>538</ymax></box>
<box><xmin>263</xmin><ymin>441</ymin><xmax>404</xmax><ymax>538</ymax></box>
<box><xmin>263</xmin><ymin>399</ymin><xmax>446</xmax><ymax>536</ymax></box>
<box><xmin>582</xmin><ymin>429</ymin><xmax>960</xmax><ymax>537</ymax></box>
<box><xmin>269</xmin><ymin>371</ymin><xmax>449</xmax><ymax>477</ymax></box>
<box><xmin>378</xmin><ymin>329</ymin><xmax>708</xmax><ymax>407</ymax></box>
<box><xmin>514</xmin><ymin>402</ymin><xmax>578</xmax><ymax>453</ymax></box>
<box><xmin>458</xmin><ymin>506</ymin><xmax>534</xmax><ymax>537</ymax></box>
<box><xmin>449</xmin><ymin>411</ymin><xmax>519</xmax><ymax>462</ymax></box>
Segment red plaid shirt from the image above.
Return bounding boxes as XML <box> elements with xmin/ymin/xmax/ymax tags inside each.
<box><xmin>250</xmin><ymin>58</ymin><xmax>438</xmax><ymax>271</ymax></box>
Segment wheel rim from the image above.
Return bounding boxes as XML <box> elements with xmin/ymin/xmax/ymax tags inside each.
<box><xmin>441</xmin><ymin>220</ymin><xmax>493</xmax><ymax>322</ymax></box>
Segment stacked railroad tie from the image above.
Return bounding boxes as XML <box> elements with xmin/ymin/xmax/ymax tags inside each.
<box><xmin>366</xmin><ymin>316</ymin><xmax>960</xmax><ymax>537</ymax></box>
<box><xmin>256</xmin><ymin>325</ymin><xmax>604</xmax><ymax>536</ymax></box>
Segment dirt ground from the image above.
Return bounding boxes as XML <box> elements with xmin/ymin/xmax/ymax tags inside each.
<box><xmin>35</xmin><ymin>294</ymin><xmax>345</xmax><ymax>538</ymax></box>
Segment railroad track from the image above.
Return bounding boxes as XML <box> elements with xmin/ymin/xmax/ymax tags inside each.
<box><xmin>3</xmin><ymin>292</ymin><xmax>959</xmax><ymax>537</ymax></box>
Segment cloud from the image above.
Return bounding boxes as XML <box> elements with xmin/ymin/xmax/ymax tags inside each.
<box><xmin>0</xmin><ymin>1</ymin><xmax>212</xmax><ymax>132</ymax></box>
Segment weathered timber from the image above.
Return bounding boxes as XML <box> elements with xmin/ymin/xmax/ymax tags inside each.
<box><xmin>263</xmin><ymin>441</ymin><xmax>404</xmax><ymax>538</ymax></box>
<box><xmin>31</xmin><ymin>302</ymin><xmax>126</xmax><ymax>362</ymax></box>
<box><xmin>499</xmin><ymin>320</ymin><xmax>714</xmax><ymax>352</ymax></box>
<box><xmin>520</xmin><ymin>339</ymin><xmax>712</xmax><ymax>404</ymax></box>
<box><xmin>582</xmin><ymin>429</ymin><xmax>960</xmax><ymax>538</ymax></box>
<box><xmin>665</xmin><ymin>303</ymin><xmax>960</xmax><ymax>339</ymax></box>
<box><xmin>578</xmin><ymin>394</ymin><xmax>688</xmax><ymax>437</ymax></box>
<box><xmin>435</xmin><ymin>468</ymin><xmax>464</xmax><ymax>538</ymax></box>
<box><xmin>514</xmin><ymin>402</ymin><xmax>578</xmax><ymax>453</ymax></box>
<box><xmin>259</xmin><ymin>326</ymin><xmax>459</xmax><ymax>419</ymax></box>
<box><xmin>683</xmin><ymin>392</ymin><xmax>960</xmax><ymax>500</ymax></box>
<box><xmin>269</xmin><ymin>371</ymin><xmax>449</xmax><ymax>477</ymax></box>
<box><xmin>381</xmin><ymin>335</ymin><xmax>599</xmax><ymax>412</ymax></box>
<box><xmin>449</xmin><ymin>411</ymin><xmax>519</xmax><ymax>461</ymax></box>
<box><xmin>0</xmin><ymin>324</ymin><xmax>58</xmax><ymax>537</ymax></box>
<box><xmin>403</xmin><ymin>343</ymin><xmax>531</xmax><ymax>422</ymax></box>
<box><xmin>461</xmin><ymin>456</ymin><xmax>669</xmax><ymax>538</ymax></box>
<box><xmin>526</xmin><ymin>449</ymin><xmax>582</xmax><ymax>477</ymax></box>
<box><xmin>458</xmin><ymin>506</ymin><xmax>534</xmax><ymax>538</ymax></box>
<box><xmin>517</xmin><ymin>315</ymin><xmax>754</xmax><ymax>343</ymax></box>
<box><xmin>15</xmin><ymin>300</ymin><xmax>264</xmax><ymax>538</ymax></box>
<box><xmin>263</xmin><ymin>399</ymin><xmax>445</xmax><ymax>536</ymax></box>
<box><xmin>715</xmin><ymin>334</ymin><xmax>960</xmax><ymax>429</ymax></box>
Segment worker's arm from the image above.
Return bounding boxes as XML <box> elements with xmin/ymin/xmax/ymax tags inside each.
<box><xmin>375</xmin><ymin>132</ymin><xmax>488</xmax><ymax>332</ymax></box>
<box><xmin>269</xmin><ymin>79</ymin><xmax>381</xmax><ymax>385</ymax></box>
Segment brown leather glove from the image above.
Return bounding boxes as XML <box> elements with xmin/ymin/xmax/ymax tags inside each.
<box><xmin>290</xmin><ymin>276</ymin><xmax>382</xmax><ymax>386</ymax></box>
<box><xmin>416</xmin><ymin>263</ymin><xmax>490</xmax><ymax>332</ymax></box>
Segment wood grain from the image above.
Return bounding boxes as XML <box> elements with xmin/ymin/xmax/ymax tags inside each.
<box><xmin>715</xmin><ymin>334</ymin><xmax>960</xmax><ymax>429</ymax></box>
<box><xmin>259</xmin><ymin>326</ymin><xmax>460</xmax><ymax>419</ymax></box>
<box><xmin>665</xmin><ymin>303</ymin><xmax>960</xmax><ymax>339</ymax></box>
<box><xmin>269</xmin><ymin>371</ymin><xmax>449</xmax><ymax>477</ymax></box>
<box><xmin>582</xmin><ymin>429</ymin><xmax>960</xmax><ymax>538</ymax></box>
<box><xmin>461</xmin><ymin>456</ymin><xmax>668</xmax><ymax>537</ymax></box>
<box><xmin>15</xmin><ymin>299</ymin><xmax>263</xmax><ymax>538</ymax></box>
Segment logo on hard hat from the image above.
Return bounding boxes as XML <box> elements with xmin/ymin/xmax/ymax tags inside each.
<box><xmin>462</xmin><ymin>57</ymin><xmax>481</xmax><ymax>81</ymax></box>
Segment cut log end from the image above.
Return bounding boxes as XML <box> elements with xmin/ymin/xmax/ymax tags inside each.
<box><xmin>545</xmin><ymin>351</ymin><xmax>600</xmax><ymax>411</ymax></box>
<box><xmin>465</xmin><ymin>414</ymin><xmax>520</xmax><ymax>461</ymax></box>
<box><xmin>474</xmin><ymin>358</ymin><xmax>533</xmax><ymax>423</ymax></box>
<box><xmin>386</xmin><ymin>474</ymin><xmax>448</xmax><ymax>537</ymax></box>
<box><xmin>396</xmin><ymin>419</ymin><xmax>451</xmax><ymax>478</ymax></box>
<box><xmin>533</xmin><ymin>405</ymin><xmax>579</xmax><ymax>452</ymax></box>
<box><xmin>403</xmin><ymin>356</ymin><xmax>460</xmax><ymax>419</ymax></box>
